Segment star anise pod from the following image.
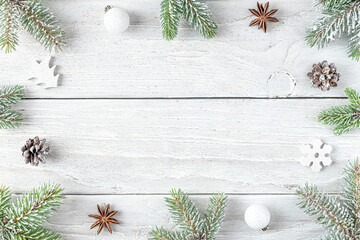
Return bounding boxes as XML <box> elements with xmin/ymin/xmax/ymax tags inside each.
<box><xmin>249</xmin><ymin>2</ymin><xmax>278</xmax><ymax>33</ymax></box>
<box><xmin>89</xmin><ymin>204</ymin><xmax>119</xmax><ymax>234</ymax></box>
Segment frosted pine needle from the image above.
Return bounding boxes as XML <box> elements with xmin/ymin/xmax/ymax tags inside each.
<box><xmin>150</xmin><ymin>189</ymin><xmax>227</xmax><ymax>240</ymax></box>
<box><xmin>160</xmin><ymin>0</ymin><xmax>217</xmax><ymax>40</ymax></box>
<box><xmin>0</xmin><ymin>183</ymin><xmax>64</xmax><ymax>240</ymax></box>
<box><xmin>297</xmin><ymin>159</ymin><xmax>360</xmax><ymax>239</ymax></box>
<box><xmin>317</xmin><ymin>87</ymin><xmax>360</xmax><ymax>135</ymax></box>
<box><xmin>0</xmin><ymin>85</ymin><xmax>24</xmax><ymax>129</ymax></box>
<box><xmin>307</xmin><ymin>0</ymin><xmax>360</xmax><ymax>61</ymax></box>
<box><xmin>0</xmin><ymin>0</ymin><xmax>66</xmax><ymax>53</ymax></box>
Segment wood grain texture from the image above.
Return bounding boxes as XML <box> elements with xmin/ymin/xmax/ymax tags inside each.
<box><xmin>0</xmin><ymin>0</ymin><xmax>358</xmax><ymax>98</ymax></box>
<box><xmin>1</xmin><ymin>0</ymin><xmax>356</xmax><ymax>238</ymax></box>
<box><xmin>44</xmin><ymin>195</ymin><xmax>322</xmax><ymax>240</ymax></box>
<box><xmin>0</xmin><ymin>99</ymin><xmax>355</xmax><ymax>194</ymax></box>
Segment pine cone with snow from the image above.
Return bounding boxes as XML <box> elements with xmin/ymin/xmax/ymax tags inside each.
<box><xmin>21</xmin><ymin>136</ymin><xmax>50</xmax><ymax>166</ymax></box>
<box><xmin>307</xmin><ymin>61</ymin><xmax>340</xmax><ymax>91</ymax></box>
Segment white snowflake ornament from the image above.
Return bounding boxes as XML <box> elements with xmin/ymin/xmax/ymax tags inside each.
<box><xmin>300</xmin><ymin>139</ymin><xmax>332</xmax><ymax>172</ymax></box>
<box><xmin>28</xmin><ymin>57</ymin><xmax>59</xmax><ymax>89</ymax></box>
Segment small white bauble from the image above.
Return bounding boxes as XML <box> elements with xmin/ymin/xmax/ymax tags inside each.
<box><xmin>244</xmin><ymin>204</ymin><xmax>271</xmax><ymax>231</ymax></box>
<box><xmin>104</xmin><ymin>6</ymin><xmax>130</xmax><ymax>34</ymax></box>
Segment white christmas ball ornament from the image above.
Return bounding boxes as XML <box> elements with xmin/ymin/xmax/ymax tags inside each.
<box><xmin>244</xmin><ymin>204</ymin><xmax>271</xmax><ymax>231</ymax></box>
<box><xmin>104</xmin><ymin>6</ymin><xmax>129</xmax><ymax>34</ymax></box>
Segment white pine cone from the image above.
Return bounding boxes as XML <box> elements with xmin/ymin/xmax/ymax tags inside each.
<box><xmin>307</xmin><ymin>60</ymin><xmax>340</xmax><ymax>91</ymax></box>
<box><xmin>21</xmin><ymin>136</ymin><xmax>50</xmax><ymax>166</ymax></box>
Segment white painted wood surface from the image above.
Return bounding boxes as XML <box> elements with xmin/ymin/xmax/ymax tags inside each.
<box><xmin>1</xmin><ymin>99</ymin><xmax>356</xmax><ymax>194</ymax></box>
<box><xmin>45</xmin><ymin>195</ymin><xmax>323</xmax><ymax>240</ymax></box>
<box><xmin>0</xmin><ymin>0</ymin><xmax>357</xmax><ymax>239</ymax></box>
<box><xmin>0</xmin><ymin>0</ymin><xmax>358</xmax><ymax>98</ymax></box>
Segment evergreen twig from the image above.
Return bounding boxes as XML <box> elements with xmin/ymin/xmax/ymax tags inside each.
<box><xmin>0</xmin><ymin>1</ymin><xmax>18</xmax><ymax>53</ymax></box>
<box><xmin>342</xmin><ymin>161</ymin><xmax>360</xmax><ymax>230</ymax></box>
<box><xmin>150</xmin><ymin>189</ymin><xmax>227</xmax><ymax>240</ymax></box>
<box><xmin>0</xmin><ymin>85</ymin><xmax>24</xmax><ymax>108</ymax></box>
<box><xmin>160</xmin><ymin>0</ymin><xmax>182</xmax><ymax>40</ymax></box>
<box><xmin>297</xmin><ymin>159</ymin><xmax>360</xmax><ymax>239</ymax></box>
<box><xmin>0</xmin><ymin>183</ymin><xmax>64</xmax><ymax>240</ymax></box>
<box><xmin>18</xmin><ymin>227</ymin><xmax>62</xmax><ymax>240</ymax></box>
<box><xmin>160</xmin><ymin>0</ymin><xmax>217</xmax><ymax>40</ymax></box>
<box><xmin>203</xmin><ymin>194</ymin><xmax>227</xmax><ymax>239</ymax></box>
<box><xmin>0</xmin><ymin>109</ymin><xmax>23</xmax><ymax>129</ymax></box>
<box><xmin>0</xmin><ymin>0</ymin><xmax>66</xmax><ymax>53</ymax></box>
<box><xmin>0</xmin><ymin>185</ymin><xmax>11</xmax><ymax>219</ymax></box>
<box><xmin>297</xmin><ymin>184</ymin><xmax>353</xmax><ymax>239</ymax></box>
<box><xmin>348</xmin><ymin>27</ymin><xmax>360</xmax><ymax>61</ymax></box>
<box><xmin>182</xmin><ymin>0</ymin><xmax>217</xmax><ymax>39</ymax></box>
<box><xmin>166</xmin><ymin>189</ymin><xmax>203</xmax><ymax>235</ymax></box>
<box><xmin>306</xmin><ymin>0</ymin><xmax>360</xmax><ymax>60</ymax></box>
<box><xmin>150</xmin><ymin>227</ymin><xmax>189</xmax><ymax>240</ymax></box>
<box><xmin>317</xmin><ymin>87</ymin><xmax>360</xmax><ymax>135</ymax></box>
<box><xmin>0</xmin><ymin>85</ymin><xmax>24</xmax><ymax>129</ymax></box>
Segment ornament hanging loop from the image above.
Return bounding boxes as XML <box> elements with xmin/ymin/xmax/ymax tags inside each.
<box><xmin>105</xmin><ymin>5</ymin><xmax>113</xmax><ymax>13</ymax></box>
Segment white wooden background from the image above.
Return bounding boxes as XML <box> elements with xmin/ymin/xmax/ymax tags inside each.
<box><xmin>1</xmin><ymin>0</ymin><xmax>358</xmax><ymax>239</ymax></box>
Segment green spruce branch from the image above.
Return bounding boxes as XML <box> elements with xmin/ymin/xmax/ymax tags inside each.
<box><xmin>348</xmin><ymin>26</ymin><xmax>360</xmax><ymax>61</ymax></box>
<box><xmin>160</xmin><ymin>0</ymin><xmax>182</xmax><ymax>40</ymax></box>
<box><xmin>160</xmin><ymin>0</ymin><xmax>217</xmax><ymax>40</ymax></box>
<box><xmin>150</xmin><ymin>189</ymin><xmax>227</xmax><ymax>240</ymax></box>
<box><xmin>0</xmin><ymin>85</ymin><xmax>24</xmax><ymax>129</ymax></box>
<box><xmin>297</xmin><ymin>159</ymin><xmax>360</xmax><ymax>239</ymax></box>
<box><xmin>0</xmin><ymin>2</ymin><xmax>18</xmax><ymax>53</ymax></box>
<box><xmin>0</xmin><ymin>0</ymin><xmax>66</xmax><ymax>53</ymax></box>
<box><xmin>318</xmin><ymin>87</ymin><xmax>360</xmax><ymax>136</ymax></box>
<box><xmin>0</xmin><ymin>183</ymin><xmax>64</xmax><ymax>240</ymax></box>
<box><xmin>0</xmin><ymin>85</ymin><xmax>24</xmax><ymax>108</ymax></box>
<box><xmin>307</xmin><ymin>0</ymin><xmax>360</xmax><ymax>61</ymax></box>
<box><xmin>182</xmin><ymin>0</ymin><xmax>217</xmax><ymax>39</ymax></box>
<box><xmin>202</xmin><ymin>194</ymin><xmax>227</xmax><ymax>239</ymax></box>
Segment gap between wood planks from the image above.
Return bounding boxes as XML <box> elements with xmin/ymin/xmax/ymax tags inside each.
<box><xmin>11</xmin><ymin>193</ymin><xmax>341</xmax><ymax>196</ymax></box>
<box><xmin>22</xmin><ymin>97</ymin><xmax>347</xmax><ymax>100</ymax></box>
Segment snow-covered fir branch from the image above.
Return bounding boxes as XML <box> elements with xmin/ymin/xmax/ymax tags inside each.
<box><xmin>160</xmin><ymin>0</ymin><xmax>217</xmax><ymax>40</ymax></box>
<box><xmin>0</xmin><ymin>183</ymin><xmax>64</xmax><ymax>240</ymax></box>
<box><xmin>150</xmin><ymin>189</ymin><xmax>227</xmax><ymax>240</ymax></box>
<box><xmin>318</xmin><ymin>88</ymin><xmax>360</xmax><ymax>135</ymax></box>
<box><xmin>0</xmin><ymin>0</ymin><xmax>66</xmax><ymax>53</ymax></box>
<box><xmin>297</xmin><ymin>159</ymin><xmax>360</xmax><ymax>239</ymax></box>
<box><xmin>307</xmin><ymin>0</ymin><xmax>360</xmax><ymax>60</ymax></box>
<box><xmin>0</xmin><ymin>85</ymin><xmax>24</xmax><ymax>129</ymax></box>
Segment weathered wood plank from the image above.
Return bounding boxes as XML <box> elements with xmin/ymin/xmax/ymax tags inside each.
<box><xmin>0</xmin><ymin>99</ymin><xmax>356</xmax><ymax>194</ymax></box>
<box><xmin>43</xmin><ymin>194</ymin><xmax>322</xmax><ymax>240</ymax></box>
<box><xmin>0</xmin><ymin>0</ymin><xmax>358</xmax><ymax>98</ymax></box>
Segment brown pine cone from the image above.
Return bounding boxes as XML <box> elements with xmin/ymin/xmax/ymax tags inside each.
<box><xmin>307</xmin><ymin>61</ymin><xmax>340</xmax><ymax>91</ymax></box>
<box><xmin>21</xmin><ymin>136</ymin><xmax>50</xmax><ymax>166</ymax></box>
